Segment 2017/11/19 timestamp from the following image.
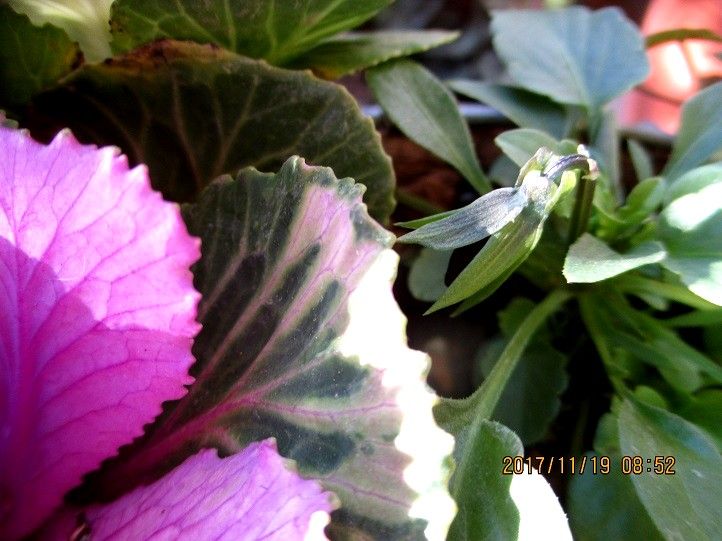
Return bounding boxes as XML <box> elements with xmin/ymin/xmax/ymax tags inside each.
<box><xmin>501</xmin><ymin>455</ymin><xmax>677</xmax><ymax>475</ymax></box>
<box><xmin>502</xmin><ymin>455</ymin><xmax>611</xmax><ymax>475</ymax></box>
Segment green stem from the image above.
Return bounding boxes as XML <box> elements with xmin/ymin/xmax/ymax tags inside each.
<box><xmin>568</xmin><ymin>171</ymin><xmax>597</xmax><ymax>244</ymax></box>
<box><xmin>475</xmin><ymin>288</ymin><xmax>574</xmax><ymax>420</ymax></box>
<box><xmin>394</xmin><ymin>188</ymin><xmax>444</xmax><ymax>216</ymax></box>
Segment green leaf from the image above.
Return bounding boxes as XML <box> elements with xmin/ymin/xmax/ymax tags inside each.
<box><xmin>0</xmin><ymin>5</ymin><xmax>81</xmax><ymax>107</ymax></box>
<box><xmin>367</xmin><ymin>59</ymin><xmax>490</xmax><ymax>193</ymax></box>
<box><xmin>491</xmin><ymin>6</ymin><xmax>649</xmax><ymax>108</ymax></box>
<box><xmin>429</xmin><ymin>172</ymin><xmax>560</xmax><ymax>312</ymax></box>
<box><xmin>568</xmin><ymin>452</ymin><xmax>663</xmax><ymax>541</ymax></box>
<box><xmin>563</xmin><ymin>234</ymin><xmax>666</xmax><ymax>283</ymax></box>
<box><xmin>663</xmin><ymin>82</ymin><xmax>722</xmax><ymax>180</ymax></box>
<box><xmin>445</xmin><ymin>420</ymin><xmax>523</xmax><ymax>540</ymax></box>
<box><xmin>495</xmin><ymin>128</ymin><xmax>562</xmax><ymax>167</ymax></box>
<box><xmin>449</xmin><ymin>80</ymin><xmax>569</xmax><ymax>138</ymax></box>
<box><xmin>664</xmin><ymin>162</ymin><xmax>722</xmax><ymax>203</ymax></box>
<box><xmin>479</xmin><ymin>298</ymin><xmax>569</xmax><ymax>444</ymax></box>
<box><xmin>89</xmin><ymin>157</ymin><xmax>455</xmax><ymax>540</ymax></box>
<box><xmin>619</xmin><ymin>399</ymin><xmax>722</xmax><ymax>541</ymax></box>
<box><xmin>646</xmin><ymin>28</ymin><xmax>722</xmax><ymax>48</ymax></box>
<box><xmin>618</xmin><ymin>176</ymin><xmax>665</xmax><ymax>223</ymax></box>
<box><xmin>435</xmin><ymin>290</ymin><xmax>574</xmax><ymax>540</ymax></box>
<box><xmin>110</xmin><ymin>0</ymin><xmax>392</xmax><ymax>64</ymax></box>
<box><xmin>288</xmin><ymin>30</ymin><xmax>459</xmax><ymax>79</ymax></box>
<box><xmin>580</xmin><ymin>292</ymin><xmax>722</xmax><ymax>391</ymax></box>
<box><xmin>678</xmin><ymin>390</ymin><xmax>722</xmax><ymax>451</ymax></box>
<box><xmin>408</xmin><ymin>248</ymin><xmax>452</xmax><ymax>302</ymax></box>
<box><xmin>9</xmin><ymin>0</ymin><xmax>112</xmax><ymax>62</ymax></box>
<box><xmin>627</xmin><ymin>139</ymin><xmax>655</xmax><ymax>183</ymax></box>
<box><xmin>398</xmin><ymin>187</ymin><xmax>528</xmax><ymax>250</ymax></box>
<box><xmin>659</xmin><ymin>180</ymin><xmax>722</xmax><ymax>304</ymax></box>
<box><xmin>25</xmin><ymin>41</ymin><xmax>395</xmax><ymax>222</ymax></box>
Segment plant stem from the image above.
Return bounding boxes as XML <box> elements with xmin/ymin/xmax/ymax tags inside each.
<box><xmin>474</xmin><ymin>288</ymin><xmax>574</xmax><ymax>420</ymax></box>
<box><xmin>394</xmin><ymin>188</ymin><xmax>444</xmax><ymax>216</ymax></box>
<box><xmin>568</xmin><ymin>170</ymin><xmax>596</xmax><ymax>244</ymax></box>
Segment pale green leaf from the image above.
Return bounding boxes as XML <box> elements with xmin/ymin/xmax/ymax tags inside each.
<box><xmin>491</xmin><ymin>6</ymin><xmax>649</xmax><ymax>108</ymax></box>
<box><xmin>449</xmin><ymin>80</ymin><xmax>569</xmax><ymax>138</ymax></box>
<box><xmin>627</xmin><ymin>139</ymin><xmax>654</xmax><ymax>183</ymax></box>
<box><xmin>495</xmin><ymin>128</ymin><xmax>561</xmax><ymax>167</ymax></box>
<box><xmin>563</xmin><ymin>234</ymin><xmax>666</xmax><ymax>283</ymax></box>
<box><xmin>664</xmin><ymin>162</ymin><xmax>722</xmax><ymax>203</ymax></box>
<box><xmin>663</xmin><ymin>82</ymin><xmax>722</xmax><ymax>180</ymax></box>
<box><xmin>619</xmin><ymin>399</ymin><xmax>722</xmax><ymax>541</ymax></box>
<box><xmin>367</xmin><ymin>59</ymin><xmax>490</xmax><ymax>193</ymax></box>
<box><xmin>408</xmin><ymin>248</ymin><xmax>452</xmax><ymax>302</ymax></box>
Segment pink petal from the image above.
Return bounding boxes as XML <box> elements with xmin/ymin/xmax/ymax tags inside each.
<box><xmin>85</xmin><ymin>441</ymin><xmax>334</xmax><ymax>541</ymax></box>
<box><xmin>0</xmin><ymin>125</ymin><xmax>201</xmax><ymax>539</ymax></box>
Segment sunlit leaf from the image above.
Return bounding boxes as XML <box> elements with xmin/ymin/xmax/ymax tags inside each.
<box><xmin>84</xmin><ymin>157</ymin><xmax>454</xmax><ymax>540</ymax></box>
<box><xmin>491</xmin><ymin>7</ymin><xmax>649</xmax><ymax>108</ymax></box>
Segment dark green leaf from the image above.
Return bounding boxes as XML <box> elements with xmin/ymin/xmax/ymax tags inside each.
<box><xmin>89</xmin><ymin>157</ymin><xmax>454</xmax><ymax>540</ymax></box>
<box><xmin>367</xmin><ymin>59</ymin><xmax>490</xmax><ymax>193</ymax></box>
<box><xmin>619</xmin><ymin>399</ymin><xmax>722</xmax><ymax>541</ymax></box>
<box><xmin>110</xmin><ymin>0</ymin><xmax>392</xmax><ymax>64</ymax></box>
<box><xmin>288</xmin><ymin>30</ymin><xmax>459</xmax><ymax>79</ymax></box>
<box><xmin>568</xmin><ymin>453</ymin><xmax>663</xmax><ymax>541</ymax></box>
<box><xmin>0</xmin><ymin>5</ymin><xmax>81</xmax><ymax>107</ymax></box>
<box><xmin>663</xmin><ymin>82</ymin><xmax>722</xmax><ymax>180</ymax></box>
<box><xmin>491</xmin><ymin>7</ymin><xmax>649</xmax><ymax>108</ymax></box>
<box><xmin>449</xmin><ymin>81</ymin><xmax>569</xmax><ymax>138</ymax></box>
<box><xmin>398</xmin><ymin>187</ymin><xmax>528</xmax><ymax>250</ymax></box>
<box><xmin>25</xmin><ymin>41</ymin><xmax>395</xmax><ymax>222</ymax></box>
<box><xmin>563</xmin><ymin>234</ymin><xmax>666</xmax><ymax>283</ymax></box>
<box><xmin>678</xmin><ymin>390</ymin><xmax>722</xmax><ymax>451</ymax></box>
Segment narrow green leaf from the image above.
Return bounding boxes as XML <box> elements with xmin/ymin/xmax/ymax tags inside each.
<box><xmin>646</xmin><ymin>28</ymin><xmax>722</xmax><ymax>48</ymax></box>
<box><xmin>449</xmin><ymin>80</ymin><xmax>569</xmax><ymax>138</ymax></box>
<box><xmin>678</xmin><ymin>390</ymin><xmax>722</xmax><ymax>451</ymax></box>
<box><xmin>408</xmin><ymin>248</ymin><xmax>452</xmax><ymax>302</ymax></box>
<box><xmin>288</xmin><ymin>30</ymin><xmax>459</xmax><ymax>79</ymax></box>
<box><xmin>491</xmin><ymin>6</ymin><xmax>649</xmax><ymax>108</ymax></box>
<box><xmin>619</xmin><ymin>399</ymin><xmax>722</xmax><ymax>541</ymax></box>
<box><xmin>0</xmin><ymin>5</ymin><xmax>81</xmax><ymax>107</ymax></box>
<box><xmin>25</xmin><ymin>41</ymin><xmax>395</xmax><ymax>222</ymax></box>
<box><xmin>398</xmin><ymin>187</ymin><xmax>528</xmax><ymax>250</ymax></box>
<box><xmin>367</xmin><ymin>59</ymin><xmax>490</xmax><ymax>193</ymax></box>
<box><xmin>495</xmin><ymin>128</ymin><xmax>561</xmax><ymax>167</ymax></box>
<box><xmin>110</xmin><ymin>0</ymin><xmax>392</xmax><ymax>64</ymax></box>
<box><xmin>627</xmin><ymin>139</ymin><xmax>655</xmax><ymax>183</ymax></box>
<box><xmin>663</xmin><ymin>82</ymin><xmax>722</xmax><ymax>180</ymax></box>
<box><xmin>618</xmin><ymin>176</ymin><xmax>665</xmax><ymax>223</ymax></box>
<box><xmin>563</xmin><ymin>234</ymin><xmax>666</xmax><ymax>283</ymax></box>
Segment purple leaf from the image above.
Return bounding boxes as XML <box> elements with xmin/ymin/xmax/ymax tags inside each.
<box><xmin>0</xmin><ymin>125</ymin><xmax>200</xmax><ymax>539</ymax></box>
<box><xmin>84</xmin><ymin>441</ymin><xmax>334</xmax><ymax>541</ymax></box>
